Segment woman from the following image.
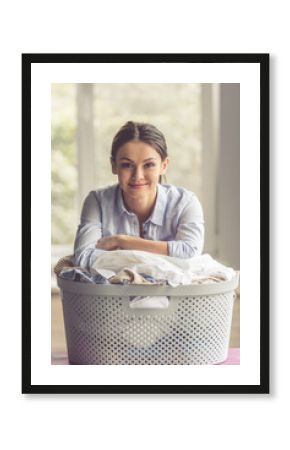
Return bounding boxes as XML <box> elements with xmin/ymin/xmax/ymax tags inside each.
<box><xmin>74</xmin><ymin>121</ymin><xmax>204</xmax><ymax>269</ymax></box>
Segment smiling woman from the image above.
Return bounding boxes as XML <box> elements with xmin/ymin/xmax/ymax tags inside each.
<box><xmin>74</xmin><ymin>121</ymin><xmax>205</xmax><ymax>269</ymax></box>
<box><xmin>111</xmin><ymin>139</ymin><xmax>168</xmax><ymax>220</ymax></box>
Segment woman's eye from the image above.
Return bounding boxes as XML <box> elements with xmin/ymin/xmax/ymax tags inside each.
<box><xmin>119</xmin><ymin>162</ymin><xmax>156</xmax><ymax>169</ymax></box>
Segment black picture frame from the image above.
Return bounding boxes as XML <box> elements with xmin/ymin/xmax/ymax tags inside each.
<box><xmin>22</xmin><ymin>53</ymin><xmax>269</xmax><ymax>394</ymax></box>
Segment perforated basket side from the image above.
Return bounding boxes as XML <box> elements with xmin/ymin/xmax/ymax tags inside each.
<box><xmin>60</xmin><ymin>287</ymin><xmax>236</xmax><ymax>365</ymax></box>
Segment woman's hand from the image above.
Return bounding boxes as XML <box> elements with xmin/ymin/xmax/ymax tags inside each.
<box><xmin>96</xmin><ymin>235</ymin><xmax>123</xmax><ymax>250</ymax></box>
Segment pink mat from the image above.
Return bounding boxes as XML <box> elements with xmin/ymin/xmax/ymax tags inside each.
<box><xmin>51</xmin><ymin>348</ymin><xmax>240</xmax><ymax>365</ymax></box>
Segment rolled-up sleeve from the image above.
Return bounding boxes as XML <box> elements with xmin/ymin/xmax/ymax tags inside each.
<box><xmin>74</xmin><ymin>191</ymin><xmax>106</xmax><ymax>268</ymax></box>
<box><xmin>167</xmin><ymin>194</ymin><xmax>204</xmax><ymax>259</ymax></box>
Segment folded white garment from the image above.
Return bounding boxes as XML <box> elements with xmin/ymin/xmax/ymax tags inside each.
<box><xmin>129</xmin><ymin>295</ymin><xmax>169</xmax><ymax>309</ymax></box>
<box><xmin>92</xmin><ymin>251</ymin><xmax>236</xmax><ymax>286</ymax></box>
<box><xmin>109</xmin><ymin>268</ymin><xmax>152</xmax><ymax>285</ymax></box>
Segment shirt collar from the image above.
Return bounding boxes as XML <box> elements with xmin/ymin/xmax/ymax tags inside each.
<box><xmin>116</xmin><ymin>185</ymin><xmax>129</xmax><ymax>215</ymax></box>
<box><xmin>116</xmin><ymin>183</ymin><xmax>167</xmax><ymax>226</ymax></box>
<box><xmin>149</xmin><ymin>184</ymin><xmax>167</xmax><ymax>226</ymax></box>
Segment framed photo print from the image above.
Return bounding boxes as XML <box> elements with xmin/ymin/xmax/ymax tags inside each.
<box><xmin>22</xmin><ymin>53</ymin><xmax>269</xmax><ymax>394</ymax></box>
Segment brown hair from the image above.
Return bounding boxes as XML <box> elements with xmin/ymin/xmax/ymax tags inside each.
<box><xmin>111</xmin><ymin>121</ymin><xmax>168</xmax><ymax>183</ymax></box>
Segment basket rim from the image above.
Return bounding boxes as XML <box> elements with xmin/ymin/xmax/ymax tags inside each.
<box><xmin>57</xmin><ymin>272</ymin><xmax>239</xmax><ymax>297</ymax></box>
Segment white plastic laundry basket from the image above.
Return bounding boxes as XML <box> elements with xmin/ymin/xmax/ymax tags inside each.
<box><xmin>57</xmin><ymin>274</ymin><xmax>239</xmax><ymax>365</ymax></box>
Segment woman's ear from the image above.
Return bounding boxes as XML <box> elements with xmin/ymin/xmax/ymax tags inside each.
<box><xmin>160</xmin><ymin>157</ymin><xmax>169</xmax><ymax>174</ymax></box>
<box><xmin>111</xmin><ymin>159</ymin><xmax>118</xmax><ymax>175</ymax></box>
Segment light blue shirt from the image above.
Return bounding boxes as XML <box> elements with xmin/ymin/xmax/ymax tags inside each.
<box><xmin>74</xmin><ymin>183</ymin><xmax>204</xmax><ymax>268</ymax></box>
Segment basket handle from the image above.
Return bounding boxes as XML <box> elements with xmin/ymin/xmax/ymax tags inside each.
<box><xmin>120</xmin><ymin>295</ymin><xmax>179</xmax><ymax>316</ymax></box>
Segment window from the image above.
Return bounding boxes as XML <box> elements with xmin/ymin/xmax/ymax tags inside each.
<box><xmin>51</xmin><ymin>84</ymin><xmax>78</xmax><ymax>246</ymax></box>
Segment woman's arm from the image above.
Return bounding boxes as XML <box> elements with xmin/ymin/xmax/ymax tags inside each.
<box><xmin>74</xmin><ymin>192</ymin><xmax>106</xmax><ymax>268</ymax></box>
<box><xmin>167</xmin><ymin>194</ymin><xmax>204</xmax><ymax>258</ymax></box>
<box><xmin>96</xmin><ymin>235</ymin><xmax>169</xmax><ymax>256</ymax></box>
<box><xmin>95</xmin><ymin>193</ymin><xmax>204</xmax><ymax>258</ymax></box>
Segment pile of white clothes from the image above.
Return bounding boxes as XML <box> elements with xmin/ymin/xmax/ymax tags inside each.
<box><xmin>90</xmin><ymin>251</ymin><xmax>237</xmax><ymax>309</ymax></box>
<box><xmin>91</xmin><ymin>250</ymin><xmax>236</xmax><ymax>287</ymax></box>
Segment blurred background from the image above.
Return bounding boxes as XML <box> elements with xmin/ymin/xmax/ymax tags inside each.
<box><xmin>51</xmin><ymin>83</ymin><xmax>240</xmax><ymax>351</ymax></box>
<box><xmin>51</xmin><ymin>83</ymin><xmax>240</xmax><ymax>267</ymax></box>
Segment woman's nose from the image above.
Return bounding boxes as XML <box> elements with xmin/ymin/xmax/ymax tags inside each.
<box><xmin>132</xmin><ymin>166</ymin><xmax>144</xmax><ymax>179</ymax></box>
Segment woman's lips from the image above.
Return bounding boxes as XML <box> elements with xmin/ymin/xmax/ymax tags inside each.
<box><xmin>129</xmin><ymin>183</ymin><xmax>147</xmax><ymax>189</ymax></box>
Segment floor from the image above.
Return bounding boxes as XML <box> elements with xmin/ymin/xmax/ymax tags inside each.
<box><xmin>51</xmin><ymin>292</ymin><xmax>240</xmax><ymax>353</ymax></box>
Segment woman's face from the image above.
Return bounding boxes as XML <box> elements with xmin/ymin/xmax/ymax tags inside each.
<box><xmin>112</xmin><ymin>140</ymin><xmax>169</xmax><ymax>200</ymax></box>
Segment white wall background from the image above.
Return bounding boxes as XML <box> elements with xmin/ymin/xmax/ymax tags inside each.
<box><xmin>1</xmin><ymin>1</ymin><xmax>285</xmax><ymax>450</ymax></box>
